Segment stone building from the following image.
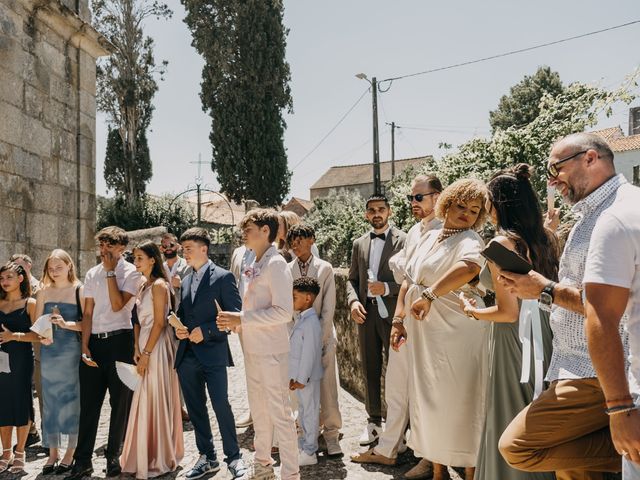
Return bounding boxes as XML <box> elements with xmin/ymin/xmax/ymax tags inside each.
<box><xmin>0</xmin><ymin>0</ymin><xmax>109</xmax><ymax>276</ymax></box>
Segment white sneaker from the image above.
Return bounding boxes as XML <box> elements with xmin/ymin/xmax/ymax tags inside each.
<box><xmin>298</xmin><ymin>450</ymin><xmax>318</xmax><ymax>466</ymax></box>
<box><xmin>359</xmin><ymin>423</ymin><xmax>381</xmax><ymax>446</ymax></box>
<box><xmin>325</xmin><ymin>436</ymin><xmax>343</xmax><ymax>456</ymax></box>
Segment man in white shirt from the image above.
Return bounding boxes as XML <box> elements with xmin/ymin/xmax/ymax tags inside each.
<box><xmin>346</xmin><ymin>195</ymin><xmax>406</xmax><ymax>446</ymax></box>
<box><xmin>351</xmin><ymin>175</ymin><xmax>442</xmax><ymax>479</ymax></box>
<box><xmin>66</xmin><ymin>227</ymin><xmax>142</xmax><ymax>480</ymax></box>
<box><xmin>497</xmin><ymin>133</ymin><xmax>627</xmax><ymax>480</ymax></box>
<box><xmin>584</xmin><ymin>180</ymin><xmax>640</xmax><ymax>478</ymax></box>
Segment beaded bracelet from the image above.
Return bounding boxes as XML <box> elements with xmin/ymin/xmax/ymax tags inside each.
<box><xmin>392</xmin><ymin>316</ymin><xmax>404</xmax><ymax>325</ymax></box>
<box><xmin>605</xmin><ymin>404</ymin><xmax>637</xmax><ymax>416</ymax></box>
<box><xmin>421</xmin><ymin>287</ymin><xmax>438</xmax><ymax>302</ymax></box>
<box><xmin>142</xmin><ymin>349</ymin><xmax>152</xmax><ymax>356</ymax></box>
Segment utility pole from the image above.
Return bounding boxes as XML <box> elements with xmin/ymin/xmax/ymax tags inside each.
<box><xmin>388</xmin><ymin>121</ymin><xmax>396</xmax><ymax>179</ymax></box>
<box><xmin>371</xmin><ymin>77</ymin><xmax>381</xmax><ymax>195</ymax></box>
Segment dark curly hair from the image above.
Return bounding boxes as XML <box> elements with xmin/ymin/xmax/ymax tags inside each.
<box><xmin>293</xmin><ymin>276</ymin><xmax>320</xmax><ymax>296</ymax></box>
<box><xmin>287</xmin><ymin>224</ymin><xmax>315</xmax><ymax>247</ymax></box>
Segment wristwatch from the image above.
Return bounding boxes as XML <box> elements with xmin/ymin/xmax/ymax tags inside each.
<box><xmin>540</xmin><ymin>281</ymin><xmax>557</xmax><ymax>307</ymax></box>
<box><xmin>106</xmin><ymin>271</ymin><xmax>116</xmax><ymax>278</ymax></box>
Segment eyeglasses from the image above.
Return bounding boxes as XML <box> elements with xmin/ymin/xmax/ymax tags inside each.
<box><xmin>546</xmin><ymin>150</ymin><xmax>588</xmax><ymax>178</ymax></box>
<box><xmin>406</xmin><ymin>192</ymin><xmax>438</xmax><ymax>202</ymax></box>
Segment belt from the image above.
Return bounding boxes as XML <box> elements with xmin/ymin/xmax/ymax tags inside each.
<box><xmin>366</xmin><ymin>297</ymin><xmax>378</xmax><ymax>305</ymax></box>
<box><xmin>90</xmin><ymin>328</ymin><xmax>130</xmax><ymax>340</ymax></box>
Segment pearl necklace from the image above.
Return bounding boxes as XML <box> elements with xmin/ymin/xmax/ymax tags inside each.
<box><xmin>438</xmin><ymin>227</ymin><xmax>470</xmax><ymax>242</ymax></box>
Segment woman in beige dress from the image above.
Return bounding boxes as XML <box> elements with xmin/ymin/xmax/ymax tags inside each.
<box><xmin>120</xmin><ymin>241</ymin><xmax>184</xmax><ymax>479</ymax></box>
<box><xmin>392</xmin><ymin>179</ymin><xmax>490</xmax><ymax>480</ymax></box>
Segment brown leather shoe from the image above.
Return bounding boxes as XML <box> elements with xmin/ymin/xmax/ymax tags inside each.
<box><xmin>404</xmin><ymin>458</ymin><xmax>434</xmax><ymax>479</ymax></box>
<box><xmin>350</xmin><ymin>447</ymin><xmax>396</xmax><ymax>466</ymax></box>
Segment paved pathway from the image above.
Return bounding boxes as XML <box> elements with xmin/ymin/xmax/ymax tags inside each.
<box><xmin>17</xmin><ymin>334</ymin><xmax>458</xmax><ymax>480</ymax></box>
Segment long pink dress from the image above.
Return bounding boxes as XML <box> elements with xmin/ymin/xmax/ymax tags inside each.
<box><xmin>120</xmin><ymin>284</ymin><xmax>184</xmax><ymax>479</ymax></box>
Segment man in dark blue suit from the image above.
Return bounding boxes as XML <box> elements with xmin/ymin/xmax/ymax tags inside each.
<box><xmin>174</xmin><ymin>227</ymin><xmax>247</xmax><ymax>480</ymax></box>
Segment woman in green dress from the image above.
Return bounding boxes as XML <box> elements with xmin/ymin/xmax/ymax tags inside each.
<box><xmin>461</xmin><ymin>164</ymin><xmax>560</xmax><ymax>480</ymax></box>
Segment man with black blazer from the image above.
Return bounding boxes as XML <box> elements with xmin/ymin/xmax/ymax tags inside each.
<box><xmin>174</xmin><ymin>227</ymin><xmax>247</xmax><ymax>480</ymax></box>
<box><xmin>347</xmin><ymin>194</ymin><xmax>406</xmax><ymax>447</ymax></box>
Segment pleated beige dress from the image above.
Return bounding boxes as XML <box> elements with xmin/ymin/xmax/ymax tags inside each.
<box><xmin>405</xmin><ymin>229</ymin><xmax>490</xmax><ymax>467</ymax></box>
<box><xmin>120</xmin><ymin>285</ymin><xmax>184</xmax><ymax>479</ymax></box>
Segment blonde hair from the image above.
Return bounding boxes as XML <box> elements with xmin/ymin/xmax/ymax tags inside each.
<box><xmin>434</xmin><ymin>178</ymin><xmax>488</xmax><ymax>230</ymax></box>
<box><xmin>42</xmin><ymin>249</ymin><xmax>81</xmax><ymax>287</ymax></box>
<box><xmin>277</xmin><ymin>211</ymin><xmax>301</xmax><ymax>249</ymax></box>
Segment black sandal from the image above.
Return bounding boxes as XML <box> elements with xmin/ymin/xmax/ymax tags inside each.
<box><xmin>55</xmin><ymin>462</ymin><xmax>73</xmax><ymax>475</ymax></box>
<box><xmin>42</xmin><ymin>460</ymin><xmax>58</xmax><ymax>475</ymax></box>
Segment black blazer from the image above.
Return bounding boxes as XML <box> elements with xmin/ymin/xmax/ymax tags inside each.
<box><xmin>346</xmin><ymin>226</ymin><xmax>406</xmax><ymax>313</ymax></box>
<box><xmin>175</xmin><ymin>262</ymin><xmax>241</xmax><ymax>368</ymax></box>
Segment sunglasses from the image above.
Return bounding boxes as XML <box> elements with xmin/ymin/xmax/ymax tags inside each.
<box><xmin>407</xmin><ymin>192</ymin><xmax>438</xmax><ymax>202</ymax></box>
<box><xmin>546</xmin><ymin>150</ymin><xmax>587</xmax><ymax>178</ymax></box>
<box><xmin>161</xmin><ymin>242</ymin><xmax>177</xmax><ymax>248</ymax></box>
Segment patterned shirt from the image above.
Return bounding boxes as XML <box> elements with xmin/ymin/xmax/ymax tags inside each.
<box><xmin>546</xmin><ymin>174</ymin><xmax>629</xmax><ymax>381</ymax></box>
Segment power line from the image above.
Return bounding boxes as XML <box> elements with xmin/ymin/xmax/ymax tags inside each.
<box><xmin>381</xmin><ymin>20</ymin><xmax>640</xmax><ymax>84</ymax></box>
<box><xmin>291</xmin><ymin>88</ymin><xmax>369</xmax><ymax>170</ymax></box>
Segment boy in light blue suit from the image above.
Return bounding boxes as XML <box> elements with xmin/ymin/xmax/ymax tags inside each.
<box><xmin>289</xmin><ymin>277</ymin><xmax>324</xmax><ymax>466</ymax></box>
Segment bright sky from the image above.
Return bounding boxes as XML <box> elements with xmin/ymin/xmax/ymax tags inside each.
<box><xmin>95</xmin><ymin>0</ymin><xmax>640</xmax><ymax>201</ymax></box>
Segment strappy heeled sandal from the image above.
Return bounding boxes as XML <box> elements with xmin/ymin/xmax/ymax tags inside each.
<box><xmin>9</xmin><ymin>450</ymin><xmax>25</xmax><ymax>474</ymax></box>
<box><xmin>0</xmin><ymin>448</ymin><xmax>14</xmax><ymax>473</ymax></box>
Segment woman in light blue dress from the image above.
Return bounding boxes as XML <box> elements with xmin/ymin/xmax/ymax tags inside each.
<box><xmin>34</xmin><ymin>250</ymin><xmax>84</xmax><ymax>476</ymax></box>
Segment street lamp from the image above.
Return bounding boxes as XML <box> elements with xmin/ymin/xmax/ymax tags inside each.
<box><xmin>355</xmin><ymin>72</ymin><xmax>382</xmax><ymax>195</ymax></box>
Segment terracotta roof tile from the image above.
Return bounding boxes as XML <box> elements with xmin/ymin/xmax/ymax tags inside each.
<box><xmin>311</xmin><ymin>156</ymin><xmax>433</xmax><ymax>190</ymax></box>
<box><xmin>592</xmin><ymin>126</ymin><xmax>640</xmax><ymax>152</ymax></box>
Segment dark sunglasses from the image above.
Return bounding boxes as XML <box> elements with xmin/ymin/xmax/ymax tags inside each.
<box><xmin>546</xmin><ymin>150</ymin><xmax>588</xmax><ymax>178</ymax></box>
<box><xmin>161</xmin><ymin>242</ymin><xmax>177</xmax><ymax>248</ymax></box>
<box><xmin>407</xmin><ymin>192</ymin><xmax>438</xmax><ymax>202</ymax></box>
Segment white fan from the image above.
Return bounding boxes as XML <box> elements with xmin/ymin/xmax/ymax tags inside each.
<box><xmin>115</xmin><ymin>361</ymin><xmax>141</xmax><ymax>391</ymax></box>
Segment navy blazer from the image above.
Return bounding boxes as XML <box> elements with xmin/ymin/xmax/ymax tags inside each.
<box><xmin>175</xmin><ymin>262</ymin><xmax>241</xmax><ymax>368</ymax></box>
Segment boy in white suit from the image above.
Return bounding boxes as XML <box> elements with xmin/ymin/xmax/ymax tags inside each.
<box><xmin>289</xmin><ymin>277</ymin><xmax>324</xmax><ymax>466</ymax></box>
<box><xmin>287</xmin><ymin>224</ymin><xmax>343</xmax><ymax>456</ymax></box>
<box><xmin>217</xmin><ymin>209</ymin><xmax>299</xmax><ymax>480</ymax></box>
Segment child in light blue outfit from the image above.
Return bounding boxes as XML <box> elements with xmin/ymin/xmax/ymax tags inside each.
<box><xmin>289</xmin><ymin>277</ymin><xmax>324</xmax><ymax>466</ymax></box>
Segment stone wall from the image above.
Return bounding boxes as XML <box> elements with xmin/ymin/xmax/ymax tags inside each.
<box><xmin>0</xmin><ymin>0</ymin><xmax>109</xmax><ymax>277</ymax></box>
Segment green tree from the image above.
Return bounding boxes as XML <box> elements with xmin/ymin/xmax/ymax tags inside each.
<box><xmin>93</xmin><ymin>0</ymin><xmax>172</xmax><ymax>205</ymax></box>
<box><xmin>97</xmin><ymin>194</ymin><xmax>196</xmax><ymax>236</ymax></box>
<box><xmin>103</xmin><ymin>127</ymin><xmax>152</xmax><ymax>197</ymax></box>
<box><xmin>489</xmin><ymin>66</ymin><xmax>565</xmax><ymax>133</ymax></box>
<box><xmin>182</xmin><ymin>0</ymin><xmax>293</xmax><ymax>206</ymax></box>
<box><xmin>304</xmin><ymin>192</ymin><xmax>369</xmax><ymax>268</ymax></box>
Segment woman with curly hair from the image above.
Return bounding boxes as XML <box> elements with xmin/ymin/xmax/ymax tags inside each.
<box><xmin>461</xmin><ymin>164</ymin><xmax>559</xmax><ymax>480</ymax></box>
<box><xmin>392</xmin><ymin>178</ymin><xmax>491</xmax><ymax>480</ymax></box>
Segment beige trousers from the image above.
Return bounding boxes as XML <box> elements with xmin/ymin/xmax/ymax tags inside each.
<box><xmin>499</xmin><ymin>378</ymin><xmax>621</xmax><ymax>480</ymax></box>
<box><xmin>245</xmin><ymin>352</ymin><xmax>299</xmax><ymax>480</ymax></box>
<box><xmin>320</xmin><ymin>344</ymin><xmax>342</xmax><ymax>441</ymax></box>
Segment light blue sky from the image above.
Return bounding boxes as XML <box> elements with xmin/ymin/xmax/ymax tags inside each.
<box><xmin>95</xmin><ymin>0</ymin><xmax>640</xmax><ymax>201</ymax></box>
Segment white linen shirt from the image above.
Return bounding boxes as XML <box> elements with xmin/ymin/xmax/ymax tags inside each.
<box><xmin>240</xmin><ymin>246</ymin><xmax>294</xmax><ymax>355</ymax></box>
<box><xmin>368</xmin><ymin>226</ymin><xmax>391</xmax><ymax>297</ymax></box>
<box><xmin>584</xmin><ymin>181</ymin><xmax>639</xmax><ymax>393</ymax></box>
<box><xmin>83</xmin><ymin>258</ymin><xmax>142</xmax><ymax>334</ymax></box>
<box><xmin>546</xmin><ymin>173</ymin><xmax>629</xmax><ymax>381</ymax></box>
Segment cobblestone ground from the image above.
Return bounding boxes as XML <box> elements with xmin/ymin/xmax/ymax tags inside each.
<box><xmin>18</xmin><ymin>335</ymin><xmax>461</xmax><ymax>479</ymax></box>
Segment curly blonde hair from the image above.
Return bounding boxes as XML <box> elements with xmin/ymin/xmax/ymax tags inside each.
<box><xmin>434</xmin><ymin>178</ymin><xmax>488</xmax><ymax>229</ymax></box>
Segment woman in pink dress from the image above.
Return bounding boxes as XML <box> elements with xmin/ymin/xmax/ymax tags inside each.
<box><xmin>120</xmin><ymin>241</ymin><xmax>184</xmax><ymax>479</ymax></box>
